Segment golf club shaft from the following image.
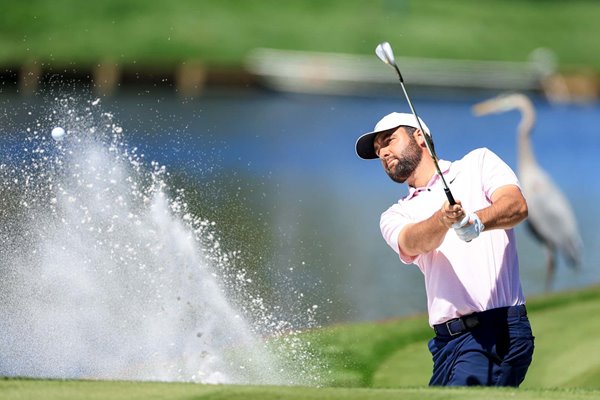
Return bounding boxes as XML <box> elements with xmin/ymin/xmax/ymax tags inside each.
<box><xmin>392</xmin><ymin>65</ymin><xmax>456</xmax><ymax>205</ymax></box>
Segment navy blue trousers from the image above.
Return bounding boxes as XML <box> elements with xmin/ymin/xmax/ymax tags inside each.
<box><xmin>428</xmin><ymin>305</ymin><xmax>535</xmax><ymax>387</ymax></box>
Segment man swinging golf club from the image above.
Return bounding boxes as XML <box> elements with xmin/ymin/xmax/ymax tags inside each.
<box><xmin>355</xmin><ymin>42</ymin><xmax>535</xmax><ymax>387</ymax></box>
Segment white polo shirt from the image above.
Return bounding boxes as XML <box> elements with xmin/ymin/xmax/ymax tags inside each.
<box><xmin>380</xmin><ymin>147</ymin><xmax>526</xmax><ymax>327</ymax></box>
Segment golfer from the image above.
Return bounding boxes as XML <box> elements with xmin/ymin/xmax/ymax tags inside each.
<box><xmin>356</xmin><ymin>112</ymin><xmax>535</xmax><ymax>387</ymax></box>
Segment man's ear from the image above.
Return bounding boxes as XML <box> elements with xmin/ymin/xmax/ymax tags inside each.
<box><xmin>413</xmin><ymin>129</ymin><xmax>428</xmax><ymax>148</ymax></box>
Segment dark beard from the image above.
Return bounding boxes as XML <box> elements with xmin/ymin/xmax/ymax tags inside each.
<box><xmin>387</xmin><ymin>137</ymin><xmax>422</xmax><ymax>184</ymax></box>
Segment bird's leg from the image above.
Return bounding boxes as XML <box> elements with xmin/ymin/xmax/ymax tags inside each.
<box><xmin>545</xmin><ymin>245</ymin><xmax>556</xmax><ymax>291</ymax></box>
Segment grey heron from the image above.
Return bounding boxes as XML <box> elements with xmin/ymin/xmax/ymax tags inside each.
<box><xmin>472</xmin><ymin>93</ymin><xmax>582</xmax><ymax>290</ymax></box>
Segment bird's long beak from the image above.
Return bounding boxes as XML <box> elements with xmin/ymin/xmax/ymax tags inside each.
<box><xmin>472</xmin><ymin>93</ymin><xmax>527</xmax><ymax>116</ymax></box>
<box><xmin>471</xmin><ymin>99</ymin><xmax>500</xmax><ymax>116</ymax></box>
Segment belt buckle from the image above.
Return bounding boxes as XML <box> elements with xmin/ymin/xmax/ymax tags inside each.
<box><xmin>445</xmin><ymin>318</ymin><xmax>462</xmax><ymax>336</ymax></box>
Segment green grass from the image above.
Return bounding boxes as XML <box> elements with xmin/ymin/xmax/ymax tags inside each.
<box><xmin>2</xmin><ymin>379</ymin><xmax>600</xmax><ymax>400</ymax></box>
<box><xmin>523</xmin><ymin>299</ymin><xmax>600</xmax><ymax>388</ymax></box>
<box><xmin>297</xmin><ymin>314</ymin><xmax>431</xmax><ymax>387</ymax></box>
<box><xmin>0</xmin><ymin>0</ymin><xmax>599</xmax><ymax>70</ymax></box>
<box><xmin>3</xmin><ymin>287</ymin><xmax>600</xmax><ymax>399</ymax></box>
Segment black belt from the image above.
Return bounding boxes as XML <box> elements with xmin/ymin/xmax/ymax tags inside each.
<box><xmin>433</xmin><ymin>304</ymin><xmax>527</xmax><ymax>338</ymax></box>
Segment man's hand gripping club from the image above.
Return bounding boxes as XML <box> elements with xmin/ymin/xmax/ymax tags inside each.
<box><xmin>439</xmin><ymin>200</ymin><xmax>484</xmax><ymax>242</ymax></box>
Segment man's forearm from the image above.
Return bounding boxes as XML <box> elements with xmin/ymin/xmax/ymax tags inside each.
<box><xmin>476</xmin><ymin>186</ymin><xmax>528</xmax><ymax>231</ymax></box>
<box><xmin>398</xmin><ymin>209</ymin><xmax>449</xmax><ymax>257</ymax></box>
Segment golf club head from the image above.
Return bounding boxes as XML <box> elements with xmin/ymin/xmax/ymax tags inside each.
<box><xmin>375</xmin><ymin>42</ymin><xmax>396</xmax><ymax>66</ymax></box>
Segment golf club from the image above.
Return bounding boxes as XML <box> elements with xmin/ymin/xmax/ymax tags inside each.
<box><xmin>375</xmin><ymin>42</ymin><xmax>456</xmax><ymax>205</ymax></box>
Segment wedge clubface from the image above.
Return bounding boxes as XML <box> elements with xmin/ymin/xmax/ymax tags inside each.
<box><xmin>375</xmin><ymin>41</ymin><xmax>456</xmax><ymax>205</ymax></box>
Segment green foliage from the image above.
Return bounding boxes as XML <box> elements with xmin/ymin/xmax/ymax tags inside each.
<box><xmin>0</xmin><ymin>0</ymin><xmax>599</xmax><ymax>70</ymax></box>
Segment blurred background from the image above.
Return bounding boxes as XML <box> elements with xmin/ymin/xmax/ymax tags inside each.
<box><xmin>0</xmin><ymin>0</ymin><xmax>598</xmax><ymax>326</ymax></box>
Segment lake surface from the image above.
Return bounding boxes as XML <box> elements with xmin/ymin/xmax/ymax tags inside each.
<box><xmin>1</xmin><ymin>86</ymin><xmax>598</xmax><ymax>324</ymax></box>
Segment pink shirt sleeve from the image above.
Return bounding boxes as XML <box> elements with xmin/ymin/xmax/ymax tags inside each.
<box><xmin>479</xmin><ymin>147</ymin><xmax>521</xmax><ymax>198</ymax></box>
<box><xmin>380</xmin><ymin>205</ymin><xmax>418</xmax><ymax>264</ymax></box>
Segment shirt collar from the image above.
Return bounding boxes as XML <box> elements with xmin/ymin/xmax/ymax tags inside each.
<box><xmin>404</xmin><ymin>159</ymin><xmax>452</xmax><ymax>200</ymax></box>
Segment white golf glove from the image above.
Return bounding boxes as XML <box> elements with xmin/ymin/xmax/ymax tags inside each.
<box><xmin>453</xmin><ymin>213</ymin><xmax>484</xmax><ymax>242</ymax></box>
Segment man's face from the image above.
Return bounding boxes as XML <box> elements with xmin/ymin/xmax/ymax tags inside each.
<box><xmin>373</xmin><ymin>127</ymin><xmax>422</xmax><ymax>184</ymax></box>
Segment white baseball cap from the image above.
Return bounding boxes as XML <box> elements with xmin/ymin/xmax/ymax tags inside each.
<box><xmin>355</xmin><ymin>112</ymin><xmax>430</xmax><ymax>159</ymax></box>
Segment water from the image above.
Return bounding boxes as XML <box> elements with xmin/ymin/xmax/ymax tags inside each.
<box><xmin>0</xmin><ymin>95</ymin><xmax>321</xmax><ymax>384</ymax></box>
<box><xmin>0</xmin><ymin>86</ymin><xmax>598</xmax><ymax>362</ymax></box>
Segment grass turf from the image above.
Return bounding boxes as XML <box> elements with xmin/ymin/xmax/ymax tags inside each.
<box><xmin>2</xmin><ymin>379</ymin><xmax>600</xmax><ymax>400</ymax></box>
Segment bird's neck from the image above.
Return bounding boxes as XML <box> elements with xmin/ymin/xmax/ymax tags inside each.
<box><xmin>517</xmin><ymin>101</ymin><xmax>537</xmax><ymax>170</ymax></box>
